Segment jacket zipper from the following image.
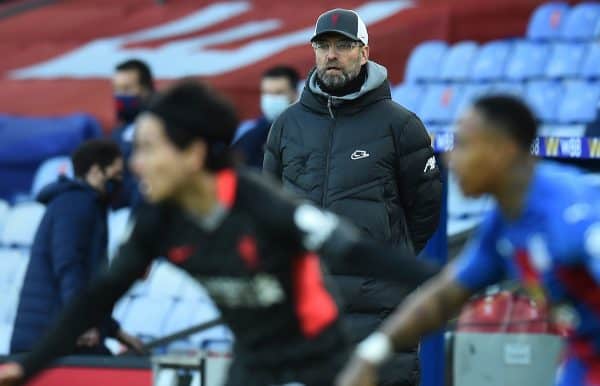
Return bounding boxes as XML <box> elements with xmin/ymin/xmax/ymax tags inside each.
<box><xmin>322</xmin><ymin>97</ymin><xmax>335</xmax><ymax>207</ymax></box>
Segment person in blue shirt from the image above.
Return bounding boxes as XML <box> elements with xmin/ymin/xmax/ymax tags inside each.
<box><xmin>336</xmin><ymin>95</ymin><xmax>600</xmax><ymax>386</ymax></box>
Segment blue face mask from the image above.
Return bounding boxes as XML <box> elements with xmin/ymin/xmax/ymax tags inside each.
<box><xmin>115</xmin><ymin>94</ymin><xmax>142</xmax><ymax>124</ymax></box>
<box><xmin>260</xmin><ymin>94</ymin><xmax>291</xmax><ymax>122</ymax></box>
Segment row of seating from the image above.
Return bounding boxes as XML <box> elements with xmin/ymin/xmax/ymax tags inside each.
<box><xmin>407</xmin><ymin>39</ymin><xmax>600</xmax><ymax>83</ymax></box>
<box><xmin>392</xmin><ymin>80</ymin><xmax>600</xmax><ymax>127</ymax></box>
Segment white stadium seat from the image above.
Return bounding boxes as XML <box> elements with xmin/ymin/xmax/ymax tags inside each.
<box><xmin>0</xmin><ymin>202</ymin><xmax>45</xmax><ymax>247</ymax></box>
<box><xmin>30</xmin><ymin>156</ymin><xmax>73</xmax><ymax>198</ymax></box>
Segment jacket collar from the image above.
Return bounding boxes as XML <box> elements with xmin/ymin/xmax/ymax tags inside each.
<box><xmin>300</xmin><ymin>60</ymin><xmax>391</xmax><ymax>115</ymax></box>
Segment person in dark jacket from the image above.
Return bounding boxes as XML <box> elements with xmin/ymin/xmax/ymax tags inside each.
<box><xmin>10</xmin><ymin>139</ymin><xmax>142</xmax><ymax>355</ymax></box>
<box><xmin>263</xmin><ymin>8</ymin><xmax>443</xmax><ymax>386</ymax></box>
<box><xmin>232</xmin><ymin>65</ymin><xmax>300</xmax><ymax>169</ymax></box>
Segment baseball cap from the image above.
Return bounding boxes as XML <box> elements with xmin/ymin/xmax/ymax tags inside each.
<box><xmin>311</xmin><ymin>8</ymin><xmax>368</xmax><ymax>45</ymax></box>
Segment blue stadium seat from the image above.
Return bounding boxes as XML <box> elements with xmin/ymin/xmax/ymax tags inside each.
<box><xmin>180</xmin><ymin>276</ymin><xmax>210</xmax><ymax>301</ymax></box>
<box><xmin>440</xmin><ymin>41</ymin><xmax>479</xmax><ymax>82</ymax></box>
<box><xmin>455</xmin><ymin>84</ymin><xmax>492</xmax><ymax>118</ymax></box>
<box><xmin>0</xmin><ymin>248</ymin><xmax>28</xmax><ymax>325</ymax></box>
<box><xmin>490</xmin><ymin>82</ymin><xmax>526</xmax><ymax>98</ymax></box>
<box><xmin>147</xmin><ymin>261</ymin><xmax>187</xmax><ymax>298</ymax></box>
<box><xmin>391</xmin><ymin>83</ymin><xmax>426</xmax><ymax>113</ymax></box>
<box><xmin>404</xmin><ymin>41</ymin><xmax>448</xmax><ymax>82</ymax></box>
<box><xmin>470</xmin><ymin>40</ymin><xmax>513</xmax><ymax>82</ymax></box>
<box><xmin>561</xmin><ymin>2</ymin><xmax>600</xmax><ymax>41</ymax></box>
<box><xmin>0</xmin><ymin>202</ymin><xmax>45</xmax><ymax>248</ymax></box>
<box><xmin>418</xmin><ymin>84</ymin><xmax>463</xmax><ymax>124</ymax></box>
<box><xmin>525</xmin><ymin>81</ymin><xmax>564</xmax><ymax>122</ymax></box>
<box><xmin>545</xmin><ymin>42</ymin><xmax>587</xmax><ymax>79</ymax></box>
<box><xmin>557</xmin><ymin>81</ymin><xmax>600</xmax><ymax>123</ymax></box>
<box><xmin>113</xmin><ymin>296</ymin><xmax>132</xmax><ymax>324</ymax></box>
<box><xmin>121</xmin><ymin>296</ymin><xmax>176</xmax><ymax>340</ymax></box>
<box><xmin>527</xmin><ymin>2</ymin><xmax>570</xmax><ymax>41</ymax></box>
<box><xmin>580</xmin><ymin>42</ymin><xmax>600</xmax><ymax>79</ymax></box>
<box><xmin>30</xmin><ymin>156</ymin><xmax>73</xmax><ymax>199</ymax></box>
<box><xmin>504</xmin><ymin>41</ymin><xmax>551</xmax><ymax>81</ymax></box>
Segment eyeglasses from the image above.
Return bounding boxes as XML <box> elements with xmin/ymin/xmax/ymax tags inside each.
<box><xmin>311</xmin><ymin>40</ymin><xmax>363</xmax><ymax>53</ymax></box>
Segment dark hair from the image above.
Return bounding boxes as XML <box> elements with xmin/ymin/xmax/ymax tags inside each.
<box><xmin>262</xmin><ymin>65</ymin><xmax>300</xmax><ymax>91</ymax></box>
<box><xmin>115</xmin><ymin>59</ymin><xmax>155</xmax><ymax>92</ymax></box>
<box><xmin>71</xmin><ymin>139</ymin><xmax>122</xmax><ymax>178</ymax></box>
<box><xmin>472</xmin><ymin>95</ymin><xmax>537</xmax><ymax>151</ymax></box>
<box><xmin>146</xmin><ymin>80</ymin><xmax>239</xmax><ymax>171</ymax></box>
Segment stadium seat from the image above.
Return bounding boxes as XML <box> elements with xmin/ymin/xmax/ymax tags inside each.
<box><xmin>418</xmin><ymin>84</ymin><xmax>463</xmax><ymax>124</ymax></box>
<box><xmin>404</xmin><ymin>41</ymin><xmax>448</xmax><ymax>82</ymax></box>
<box><xmin>489</xmin><ymin>82</ymin><xmax>526</xmax><ymax>98</ymax></box>
<box><xmin>470</xmin><ymin>40</ymin><xmax>513</xmax><ymax>82</ymax></box>
<box><xmin>504</xmin><ymin>41</ymin><xmax>551</xmax><ymax>81</ymax></box>
<box><xmin>0</xmin><ymin>202</ymin><xmax>44</xmax><ymax>247</ymax></box>
<box><xmin>112</xmin><ymin>296</ymin><xmax>132</xmax><ymax>324</ymax></box>
<box><xmin>180</xmin><ymin>276</ymin><xmax>210</xmax><ymax>301</ymax></box>
<box><xmin>30</xmin><ymin>156</ymin><xmax>73</xmax><ymax>198</ymax></box>
<box><xmin>391</xmin><ymin>83</ymin><xmax>426</xmax><ymax>113</ymax></box>
<box><xmin>108</xmin><ymin>207</ymin><xmax>131</xmax><ymax>260</ymax></box>
<box><xmin>560</xmin><ymin>2</ymin><xmax>600</xmax><ymax>41</ymax></box>
<box><xmin>580</xmin><ymin>42</ymin><xmax>600</xmax><ymax>79</ymax></box>
<box><xmin>525</xmin><ymin>81</ymin><xmax>564</xmax><ymax>123</ymax></box>
<box><xmin>440</xmin><ymin>41</ymin><xmax>479</xmax><ymax>82</ymax></box>
<box><xmin>120</xmin><ymin>296</ymin><xmax>176</xmax><ymax>340</ymax></box>
<box><xmin>124</xmin><ymin>261</ymin><xmax>161</xmax><ymax>297</ymax></box>
<box><xmin>557</xmin><ymin>81</ymin><xmax>600</xmax><ymax>124</ymax></box>
<box><xmin>545</xmin><ymin>42</ymin><xmax>587</xmax><ymax>79</ymax></box>
<box><xmin>147</xmin><ymin>261</ymin><xmax>187</xmax><ymax>298</ymax></box>
<box><xmin>527</xmin><ymin>2</ymin><xmax>570</xmax><ymax>41</ymax></box>
<box><xmin>0</xmin><ymin>248</ymin><xmax>28</xmax><ymax>324</ymax></box>
<box><xmin>455</xmin><ymin>84</ymin><xmax>492</xmax><ymax>118</ymax></box>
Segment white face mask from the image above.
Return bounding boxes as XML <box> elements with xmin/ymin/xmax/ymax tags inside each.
<box><xmin>261</xmin><ymin>94</ymin><xmax>291</xmax><ymax>122</ymax></box>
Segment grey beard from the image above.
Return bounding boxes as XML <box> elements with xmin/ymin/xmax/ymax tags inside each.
<box><xmin>317</xmin><ymin>67</ymin><xmax>360</xmax><ymax>90</ymax></box>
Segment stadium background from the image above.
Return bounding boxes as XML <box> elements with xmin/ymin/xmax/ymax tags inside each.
<box><xmin>1</xmin><ymin>0</ymin><xmax>600</xmax><ymax>385</ymax></box>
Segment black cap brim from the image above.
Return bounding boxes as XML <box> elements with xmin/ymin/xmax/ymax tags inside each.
<box><xmin>310</xmin><ymin>30</ymin><xmax>361</xmax><ymax>42</ymax></box>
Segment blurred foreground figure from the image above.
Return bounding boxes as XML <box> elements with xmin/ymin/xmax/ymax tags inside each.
<box><xmin>336</xmin><ymin>95</ymin><xmax>600</xmax><ymax>386</ymax></box>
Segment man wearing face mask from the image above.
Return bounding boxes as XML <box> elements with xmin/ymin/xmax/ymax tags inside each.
<box><xmin>110</xmin><ymin>59</ymin><xmax>155</xmax><ymax>207</ymax></box>
<box><xmin>10</xmin><ymin>139</ymin><xmax>143</xmax><ymax>356</ymax></box>
<box><xmin>232</xmin><ymin>65</ymin><xmax>299</xmax><ymax>169</ymax></box>
<box><xmin>264</xmin><ymin>9</ymin><xmax>442</xmax><ymax>386</ymax></box>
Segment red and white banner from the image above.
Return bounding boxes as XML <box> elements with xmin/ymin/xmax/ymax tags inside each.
<box><xmin>0</xmin><ymin>0</ymin><xmax>545</xmax><ymax>130</ymax></box>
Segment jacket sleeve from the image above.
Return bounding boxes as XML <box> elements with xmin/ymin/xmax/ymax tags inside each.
<box><xmin>262</xmin><ymin>119</ymin><xmax>283</xmax><ymax>180</ymax></box>
<box><xmin>50</xmin><ymin>195</ymin><xmax>97</xmax><ymax>306</ymax></box>
<box><xmin>393</xmin><ymin>114</ymin><xmax>443</xmax><ymax>253</ymax></box>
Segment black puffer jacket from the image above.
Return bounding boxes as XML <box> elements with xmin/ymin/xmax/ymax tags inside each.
<box><xmin>264</xmin><ymin>61</ymin><xmax>442</xmax><ymax>385</ymax></box>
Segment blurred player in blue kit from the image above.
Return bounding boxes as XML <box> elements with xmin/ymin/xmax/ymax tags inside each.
<box><xmin>337</xmin><ymin>95</ymin><xmax>600</xmax><ymax>386</ymax></box>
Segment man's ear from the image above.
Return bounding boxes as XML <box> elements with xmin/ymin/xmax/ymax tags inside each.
<box><xmin>360</xmin><ymin>45</ymin><xmax>369</xmax><ymax>65</ymax></box>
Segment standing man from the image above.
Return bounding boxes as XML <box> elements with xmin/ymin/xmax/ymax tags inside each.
<box><xmin>263</xmin><ymin>8</ymin><xmax>442</xmax><ymax>385</ymax></box>
<box><xmin>111</xmin><ymin>59</ymin><xmax>155</xmax><ymax>207</ymax></box>
<box><xmin>10</xmin><ymin>139</ymin><xmax>142</xmax><ymax>355</ymax></box>
<box><xmin>336</xmin><ymin>96</ymin><xmax>600</xmax><ymax>386</ymax></box>
<box><xmin>232</xmin><ymin>65</ymin><xmax>300</xmax><ymax>169</ymax></box>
